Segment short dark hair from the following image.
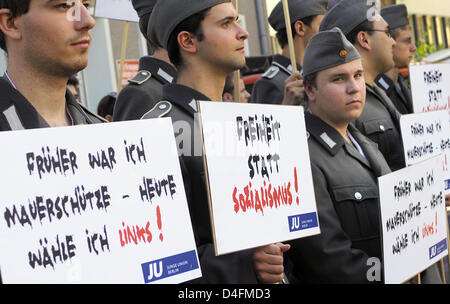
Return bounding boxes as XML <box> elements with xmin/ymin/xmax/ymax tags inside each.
<box><xmin>346</xmin><ymin>19</ymin><xmax>374</xmax><ymax>45</ymax></box>
<box><xmin>138</xmin><ymin>13</ymin><xmax>160</xmax><ymax>55</ymax></box>
<box><xmin>0</xmin><ymin>0</ymin><xmax>31</xmax><ymax>53</ymax></box>
<box><xmin>391</xmin><ymin>24</ymin><xmax>411</xmax><ymax>40</ymax></box>
<box><xmin>97</xmin><ymin>93</ymin><xmax>116</xmax><ymax>118</ymax></box>
<box><xmin>67</xmin><ymin>75</ymin><xmax>79</xmax><ymax>87</ymax></box>
<box><xmin>167</xmin><ymin>8</ymin><xmax>209</xmax><ymax>69</ymax></box>
<box><xmin>276</xmin><ymin>15</ymin><xmax>316</xmax><ymax>48</ymax></box>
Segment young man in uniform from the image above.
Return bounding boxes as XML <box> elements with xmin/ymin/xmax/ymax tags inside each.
<box><xmin>374</xmin><ymin>4</ymin><xmax>417</xmax><ymax>114</ymax></box>
<box><xmin>319</xmin><ymin>0</ymin><xmax>406</xmax><ymax>172</ymax></box>
<box><xmin>142</xmin><ymin>0</ymin><xmax>289</xmax><ymax>284</ymax></box>
<box><xmin>251</xmin><ymin>0</ymin><xmax>327</xmax><ymax>105</ymax></box>
<box><xmin>287</xmin><ymin>27</ymin><xmax>392</xmax><ymax>283</ymax></box>
<box><xmin>112</xmin><ymin>0</ymin><xmax>177</xmax><ymax>122</ymax></box>
<box><xmin>0</xmin><ymin>0</ymin><xmax>103</xmax><ymax>131</ymax></box>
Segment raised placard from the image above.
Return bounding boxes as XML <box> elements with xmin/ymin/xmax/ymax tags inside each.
<box><xmin>378</xmin><ymin>156</ymin><xmax>448</xmax><ymax>284</ymax></box>
<box><xmin>0</xmin><ymin>119</ymin><xmax>200</xmax><ymax>284</ymax></box>
<box><xmin>94</xmin><ymin>0</ymin><xmax>139</xmax><ymax>22</ymax></box>
<box><xmin>197</xmin><ymin>102</ymin><xmax>320</xmax><ymax>256</ymax></box>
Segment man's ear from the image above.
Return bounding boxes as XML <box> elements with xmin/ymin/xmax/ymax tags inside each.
<box><xmin>356</xmin><ymin>31</ymin><xmax>371</xmax><ymax>51</ymax></box>
<box><xmin>177</xmin><ymin>31</ymin><xmax>198</xmax><ymax>55</ymax></box>
<box><xmin>304</xmin><ymin>82</ymin><xmax>316</xmax><ymax>104</ymax></box>
<box><xmin>0</xmin><ymin>9</ymin><xmax>22</xmax><ymax>44</ymax></box>
<box><xmin>294</xmin><ymin>20</ymin><xmax>306</xmax><ymax>38</ymax></box>
<box><xmin>222</xmin><ymin>92</ymin><xmax>233</xmax><ymax>102</ymax></box>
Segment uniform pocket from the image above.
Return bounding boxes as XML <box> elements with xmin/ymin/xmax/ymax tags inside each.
<box><xmin>331</xmin><ymin>185</ymin><xmax>380</xmax><ymax>243</ymax></box>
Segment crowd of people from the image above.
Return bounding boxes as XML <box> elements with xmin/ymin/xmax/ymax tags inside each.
<box><xmin>0</xmin><ymin>0</ymin><xmax>449</xmax><ymax>284</ymax></box>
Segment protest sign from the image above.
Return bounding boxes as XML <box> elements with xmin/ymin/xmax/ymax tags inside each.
<box><xmin>0</xmin><ymin>119</ymin><xmax>201</xmax><ymax>284</ymax></box>
<box><xmin>409</xmin><ymin>63</ymin><xmax>450</xmax><ymax>117</ymax></box>
<box><xmin>197</xmin><ymin>102</ymin><xmax>320</xmax><ymax>256</ymax></box>
<box><xmin>378</xmin><ymin>156</ymin><xmax>448</xmax><ymax>284</ymax></box>
<box><xmin>94</xmin><ymin>0</ymin><xmax>139</xmax><ymax>22</ymax></box>
<box><xmin>400</xmin><ymin>110</ymin><xmax>450</xmax><ymax>196</ymax></box>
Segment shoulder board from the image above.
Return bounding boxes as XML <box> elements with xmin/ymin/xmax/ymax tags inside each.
<box><xmin>78</xmin><ymin>103</ymin><xmax>108</xmax><ymax>123</ymax></box>
<box><xmin>261</xmin><ymin>66</ymin><xmax>280</xmax><ymax>80</ymax></box>
<box><xmin>128</xmin><ymin>70</ymin><xmax>152</xmax><ymax>85</ymax></box>
<box><xmin>140</xmin><ymin>101</ymin><xmax>172</xmax><ymax>119</ymax></box>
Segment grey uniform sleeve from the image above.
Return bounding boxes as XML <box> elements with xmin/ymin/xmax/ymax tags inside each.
<box><xmin>287</xmin><ymin>162</ymin><xmax>379</xmax><ymax>283</ymax></box>
<box><xmin>251</xmin><ymin>78</ymin><xmax>284</xmax><ymax>105</ymax></box>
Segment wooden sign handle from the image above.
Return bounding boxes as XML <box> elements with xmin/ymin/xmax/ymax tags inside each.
<box><xmin>282</xmin><ymin>0</ymin><xmax>297</xmax><ymax>74</ymax></box>
<box><xmin>117</xmin><ymin>21</ymin><xmax>130</xmax><ymax>94</ymax></box>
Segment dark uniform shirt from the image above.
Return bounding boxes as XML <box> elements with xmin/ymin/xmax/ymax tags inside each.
<box><xmin>251</xmin><ymin>54</ymin><xmax>302</xmax><ymax>105</ymax></box>
<box><xmin>141</xmin><ymin>84</ymin><xmax>258</xmax><ymax>284</ymax></box>
<box><xmin>0</xmin><ymin>75</ymin><xmax>104</xmax><ymax>131</ymax></box>
<box><xmin>113</xmin><ymin>56</ymin><xmax>177</xmax><ymax>121</ymax></box>
<box><xmin>287</xmin><ymin>112</ymin><xmax>391</xmax><ymax>283</ymax></box>
<box><xmin>375</xmin><ymin>73</ymin><xmax>413</xmax><ymax>114</ymax></box>
<box><xmin>354</xmin><ymin>84</ymin><xmax>405</xmax><ymax>172</ymax></box>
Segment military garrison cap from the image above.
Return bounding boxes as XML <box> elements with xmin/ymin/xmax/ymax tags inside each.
<box><xmin>149</xmin><ymin>0</ymin><xmax>231</xmax><ymax>50</ymax></box>
<box><xmin>131</xmin><ymin>0</ymin><xmax>158</xmax><ymax>17</ymax></box>
<box><xmin>381</xmin><ymin>4</ymin><xmax>409</xmax><ymax>30</ymax></box>
<box><xmin>303</xmin><ymin>27</ymin><xmax>361</xmax><ymax>77</ymax></box>
<box><xmin>319</xmin><ymin>0</ymin><xmax>380</xmax><ymax>36</ymax></box>
<box><xmin>269</xmin><ymin>0</ymin><xmax>327</xmax><ymax>31</ymax></box>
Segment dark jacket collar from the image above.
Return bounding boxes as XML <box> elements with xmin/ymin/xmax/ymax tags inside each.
<box><xmin>305</xmin><ymin>111</ymin><xmax>346</xmax><ymax>156</ymax></box>
<box><xmin>272</xmin><ymin>54</ymin><xmax>303</xmax><ymax>74</ymax></box>
<box><xmin>139</xmin><ymin>56</ymin><xmax>177</xmax><ymax>85</ymax></box>
<box><xmin>162</xmin><ymin>83</ymin><xmax>211</xmax><ymax>117</ymax></box>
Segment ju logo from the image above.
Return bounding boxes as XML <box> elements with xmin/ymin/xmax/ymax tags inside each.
<box><xmin>141</xmin><ymin>250</ymin><xmax>199</xmax><ymax>283</ymax></box>
<box><xmin>288</xmin><ymin>212</ymin><xmax>318</xmax><ymax>232</ymax></box>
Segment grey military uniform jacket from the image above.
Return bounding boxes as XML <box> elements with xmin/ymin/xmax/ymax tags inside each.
<box><xmin>251</xmin><ymin>54</ymin><xmax>302</xmax><ymax>105</ymax></box>
<box><xmin>0</xmin><ymin>76</ymin><xmax>104</xmax><ymax>132</ymax></box>
<box><xmin>287</xmin><ymin>112</ymin><xmax>391</xmax><ymax>283</ymax></box>
<box><xmin>141</xmin><ymin>84</ymin><xmax>258</xmax><ymax>284</ymax></box>
<box><xmin>354</xmin><ymin>84</ymin><xmax>405</xmax><ymax>172</ymax></box>
<box><xmin>375</xmin><ymin>73</ymin><xmax>413</xmax><ymax>115</ymax></box>
<box><xmin>113</xmin><ymin>56</ymin><xmax>176</xmax><ymax>121</ymax></box>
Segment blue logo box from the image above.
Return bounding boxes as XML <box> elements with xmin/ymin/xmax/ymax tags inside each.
<box><xmin>288</xmin><ymin>212</ymin><xmax>318</xmax><ymax>232</ymax></box>
<box><xmin>141</xmin><ymin>250</ymin><xmax>199</xmax><ymax>284</ymax></box>
<box><xmin>445</xmin><ymin>179</ymin><xmax>450</xmax><ymax>191</ymax></box>
<box><xmin>429</xmin><ymin>238</ymin><xmax>447</xmax><ymax>260</ymax></box>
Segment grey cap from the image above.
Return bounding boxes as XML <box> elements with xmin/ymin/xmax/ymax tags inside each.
<box><xmin>381</xmin><ymin>4</ymin><xmax>409</xmax><ymax>31</ymax></box>
<box><xmin>327</xmin><ymin>0</ymin><xmax>341</xmax><ymax>10</ymax></box>
<box><xmin>131</xmin><ymin>0</ymin><xmax>158</xmax><ymax>17</ymax></box>
<box><xmin>319</xmin><ymin>0</ymin><xmax>380</xmax><ymax>36</ymax></box>
<box><xmin>303</xmin><ymin>27</ymin><xmax>361</xmax><ymax>77</ymax></box>
<box><xmin>269</xmin><ymin>0</ymin><xmax>327</xmax><ymax>31</ymax></box>
<box><xmin>149</xmin><ymin>0</ymin><xmax>231</xmax><ymax>50</ymax></box>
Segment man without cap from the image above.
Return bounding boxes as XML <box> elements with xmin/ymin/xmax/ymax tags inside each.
<box><xmin>0</xmin><ymin>0</ymin><xmax>103</xmax><ymax>130</ymax></box>
<box><xmin>222</xmin><ymin>72</ymin><xmax>251</xmax><ymax>103</ymax></box>
<box><xmin>0</xmin><ymin>0</ymin><xmax>103</xmax><ymax>281</ymax></box>
<box><xmin>113</xmin><ymin>0</ymin><xmax>177</xmax><ymax>122</ymax></box>
<box><xmin>374</xmin><ymin>4</ymin><xmax>417</xmax><ymax>115</ymax></box>
<box><xmin>320</xmin><ymin>0</ymin><xmax>406</xmax><ymax>172</ymax></box>
<box><xmin>142</xmin><ymin>0</ymin><xmax>289</xmax><ymax>284</ymax></box>
<box><xmin>251</xmin><ymin>0</ymin><xmax>327</xmax><ymax>105</ymax></box>
<box><xmin>286</xmin><ymin>27</ymin><xmax>391</xmax><ymax>283</ymax></box>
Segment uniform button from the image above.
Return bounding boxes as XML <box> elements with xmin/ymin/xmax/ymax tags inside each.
<box><xmin>354</xmin><ymin>192</ymin><xmax>363</xmax><ymax>200</ymax></box>
<box><xmin>159</xmin><ymin>104</ymin><xmax>167</xmax><ymax>110</ymax></box>
<box><xmin>379</xmin><ymin>125</ymin><xmax>385</xmax><ymax>131</ymax></box>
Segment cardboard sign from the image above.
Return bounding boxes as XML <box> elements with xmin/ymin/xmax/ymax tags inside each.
<box><xmin>400</xmin><ymin>110</ymin><xmax>450</xmax><ymax>195</ymax></box>
<box><xmin>197</xmin><ymin>102</ymin><xmax>320</xmax><ymax>255</ymax></box>
<box><xmin>94</xmin><ymin>0</ymin><xmax>139</xmax><ymax>22</ymax></box>
<box><xmin>116</xmin><ymin>60</ymin><xmax>139</xmax><ymax>89</ymax></box>
<box><xmin>409</xmin><ymin>63</ymin><xmax>450</xmax><ymax>116</ymax></box>
<box><xmin>378</xmin><ymin>156</ymin><xmax>448</xmax><ymax>284</ymax></box>
<box><xmin>0</xmin><ymin>119</ymin><xmax>201</xmax><ymax>284</ymax></box>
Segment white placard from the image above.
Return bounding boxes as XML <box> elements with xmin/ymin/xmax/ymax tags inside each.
<box><xmin>409</xmin><ymin>63</ymin><xmax>450</xmax><ymax>116</ymax></box>
<box><xmin>198</xmin><ymin>102</ymin><xmax>320</xmax><ymax>256</ymax></box>
<box><xmin>379</xmin><ymin>156</ymin><xmax>448</xmax><ymax>284</ymax></box>
<box><xmin>400</xmin><ymin>110</ymin><xmax>450</xmax><ymax>195</ymax></box>
<box><xmin>94</xmin><ymin>0</ymin><xmax>139</xmax><ymax>22</ymax></box>
<box><xmin>0</xmin><ymin>119</ymin><xmax>201</xmax><ymax>284</ymax></box>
